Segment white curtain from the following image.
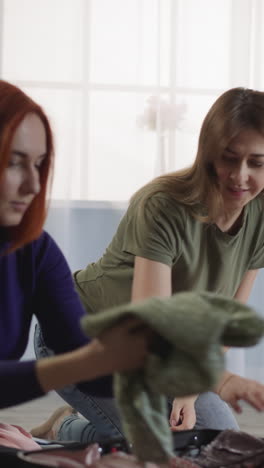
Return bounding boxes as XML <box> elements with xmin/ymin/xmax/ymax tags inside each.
<box><xmin>1</xmin><ymin>0</ymin><xmax>264</xmax><ymax>379</ymax></box>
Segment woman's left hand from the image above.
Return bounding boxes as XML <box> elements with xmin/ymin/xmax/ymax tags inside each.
<box><xmin>169</xmin><ymin>395</ymin><xmax>198</xmax><ymax>431</ymax></box>
<box><xmin>218</xmin><ymin>374</ymin><xmax>264</xmax><ymax>413</ymax></box>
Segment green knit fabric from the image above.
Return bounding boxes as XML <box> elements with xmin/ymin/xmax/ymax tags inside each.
<box><xmin>81</xmin><ymin>292</ymin><xmax>264</xmax><ymax>464</ymax></box>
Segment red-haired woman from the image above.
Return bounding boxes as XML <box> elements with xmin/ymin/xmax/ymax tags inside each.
<box><xmin>0</xmin><ymin>80</ymin><xmax>148</xmax><ymax>448</ymax></box>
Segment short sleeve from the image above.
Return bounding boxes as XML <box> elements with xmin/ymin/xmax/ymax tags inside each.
<box><xmin>249</xmin><ymin>242</ymin><xmax>264</xmax><ymax>269</ymax></box>
<box><xmin>121</xmin><ymin>193</ymin><xmax>186</xmax><ymax>266</ymax></box>
<box><xmin>248</xmin><ymin>199</ymin><xmax>264</xmax><ymax>270</ymax></box>
<box><xmin>249</xmin><ymin>243</ymin><xmax>264</xmax><ymax>269</ymax></box>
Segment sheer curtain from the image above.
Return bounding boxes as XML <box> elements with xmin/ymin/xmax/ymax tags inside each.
<box><xmin>1</xmin><ymin>0</ymin><xmax>264</xmax><ymax>378</ymax></box>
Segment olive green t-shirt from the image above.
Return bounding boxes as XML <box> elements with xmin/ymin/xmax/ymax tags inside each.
<box><xmin>74</xmin><ymin>191</ymin><xmax>264</xmax><ymax>314</ymax></box>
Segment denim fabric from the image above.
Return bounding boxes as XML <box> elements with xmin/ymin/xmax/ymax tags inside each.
<box><xmin>34</xmin><ymin>324</ymin><xmax>239</xmax><ymax>443</ymax></box>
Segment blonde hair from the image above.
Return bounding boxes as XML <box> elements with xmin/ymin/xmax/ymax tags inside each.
<box><xmin>131</xmin><ymin>87</ymin><xmax>264</xmax><ymax>222</ymax></box>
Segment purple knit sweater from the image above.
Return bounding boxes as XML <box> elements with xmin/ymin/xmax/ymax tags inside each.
<box><xmin>0</xmin><ymin>230</ymin><xmax>111</xmax><ymax>409</ymax></box>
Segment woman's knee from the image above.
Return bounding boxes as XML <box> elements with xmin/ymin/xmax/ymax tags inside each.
<box><xmin>194</xmin><ymin>392</ymin><xmax>239</xmax><ymax>430</ymax></box>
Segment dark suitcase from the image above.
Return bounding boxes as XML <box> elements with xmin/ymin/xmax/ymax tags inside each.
<box><xmin>0</xmin><ymin>430</ymin><xmax>221</xmax><ymax>467</ymax></box>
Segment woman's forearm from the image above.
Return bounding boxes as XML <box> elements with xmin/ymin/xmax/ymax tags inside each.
<box><xmin>213</xmin><ymin>370</ymin><xmax>234</xmax><ymax>396</ymax></box>
<box><xmin>35</xmin><ymin>342</ymin><xmax>108</xmax><ymax>393</ymax></box>
<box><xmin>36</xmin><ymin>319</ymin><xmax>148</xmax><ymax>394</ymax></box>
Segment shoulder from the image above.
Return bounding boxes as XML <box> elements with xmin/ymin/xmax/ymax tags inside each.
<box><xmin>127</xmin><ymin>191</ymin><xmax>188</xmax><ymax>242</ymax></box>
<box><xmin>245</xmin><ymin>197</ymin><xmax>264</xmax><ymax>250</ymax></box>
<box><xmin>22</xmin><ymin>231</ymin><xmax>69</xmax><ymax>276</ymax></box>
<box><xmin>129</xmin><ymin>189</ymin><xmax>187</xmax><ymax>224</ymax></box>
<box><xmin>247</xmin><ymin>197</ymin><xmax>264</xmax><ymax>224</ymax></box>
<box><xmin>249</xmin><ymin>196</ymin><xmax>264</xmax><ymax>212</ymax></box>
<box><xmin>245</xmin><ymin>197</ymin><xmax>264</xmax><ymax>268</ymax></box>
<box><xmin>25</xmin><ymin>231</ymin><xmax>61</xmax><ymax>259</ymax></box>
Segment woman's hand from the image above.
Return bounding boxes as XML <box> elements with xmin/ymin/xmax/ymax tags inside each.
<box><xmin>216</xmin><ymin>373</ymin><xmax>264</xmax><ymax>413</ymax></box>
<box><xmin>169</xmin><ymin>395</ymin><xmax>198</xmax><ymax>431</ymax></box>
<box><xmin>88</xmin><ymin>317</ymin><xmax>150</xmax><ymax>375</ymax></box>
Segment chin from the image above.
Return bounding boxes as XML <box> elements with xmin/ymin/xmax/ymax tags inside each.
<box><xmin>223</xmin><ymin>199</ymin><xmax>246</xmax><ymax>211</ymax></box>
<box><xmin>1</xmin><ymin>216</ymin><xmax>23</xmax><ymax>227</ymax></box>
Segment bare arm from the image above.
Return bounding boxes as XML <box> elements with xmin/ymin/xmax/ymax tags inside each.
<box><xmin>222</xmin><ymin>269</ymin><xmax>259</xmax><ymax>354</ymax></box>
<box><xmin>234</xmin><ymin>269</ymin><xmax>258</xmax><ymax>303</ymax></box>
<box><xmin>215</xmin><ymin>269</ymin><xmax>264</xmax><ymax>412</ymax></box>
<box><xmin>36</xmin><ymin>342</ymin><xmax>106</xmax><ymax>392</ymax></box>
<box><xmin>131</xmin><ymin>256</ymin><xmax>197</xmax><ymax>430</ymax></box>
<box><xmin>131</xmin><ymin>256</ymin><xmax>172</xmax><ymax>302</ymax></box>
<box><xmin>214</xmin><ymin>370</ymin><xmax>264</xmax><ymax>413</ymax></box>
<box><xmin>35</xmin><ymin>319</ymin><xmax>148</xmax><ymax>393</ymax></box>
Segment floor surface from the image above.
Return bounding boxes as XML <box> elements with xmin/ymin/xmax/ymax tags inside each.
<box><xmin>0</xmin><ymin>391</ymin><xmax>263</xmax><ymax>438</ymax></box>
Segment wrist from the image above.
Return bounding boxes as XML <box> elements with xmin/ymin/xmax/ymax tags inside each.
<box><xmin>36</xmin><ymin>341</ymin><xmax>107</xmax><ymax>393</ymax></box>
<box><xmin>214</xmin><ymin>371</ymin><xmax>235</xmax><ymax>397</ymax></box>
<box><xmin>173</xmin><ymin>394</ymin><xmax>198</xmax><ymax>404</ymax></box>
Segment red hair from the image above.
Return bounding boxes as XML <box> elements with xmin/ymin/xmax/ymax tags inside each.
<box><xmin>0</xmin><ymin>80</ymin><xmax>54</xmax><ymax>251</ymax></box>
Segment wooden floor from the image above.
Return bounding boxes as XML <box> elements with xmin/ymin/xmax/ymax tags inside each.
<box><xmin>0</xmin><ymin>391</ymin><xmax>263</xmax><ymax>438</ymax></box>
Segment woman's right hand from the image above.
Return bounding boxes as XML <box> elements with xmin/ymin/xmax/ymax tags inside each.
<box><xmin>86</xmin><ymin>318</ymin><xmax>150</xmax><ymax>375</ymax></box>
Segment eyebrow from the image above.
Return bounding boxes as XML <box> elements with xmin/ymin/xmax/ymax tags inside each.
<box><xmin>226</xmin><ymin>147</ymin><xmax>264</xmax><ymax>157</ymax></box>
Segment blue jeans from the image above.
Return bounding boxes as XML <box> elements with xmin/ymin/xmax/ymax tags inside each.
<box><xmin>34</xmin><ymin>324</ymin><xmax>239</xmax><ymax>443</ymax></box>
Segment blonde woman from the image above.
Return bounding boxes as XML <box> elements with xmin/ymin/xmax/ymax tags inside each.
<box><xmin>35</xmin><ymin>87</ymin><xmax>264</xmax><ymax>442</ymax></box>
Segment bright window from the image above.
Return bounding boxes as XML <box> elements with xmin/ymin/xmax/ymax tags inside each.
<box><xmin>1</xmin><ymin>0</ymin><xmax>264</xmax><ymax>200</ymax></box>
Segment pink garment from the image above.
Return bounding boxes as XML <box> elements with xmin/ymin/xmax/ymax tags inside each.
<box><xmin>0</xmin><ymin>423</ymin><xmax>41</xmax><ymax>450</ymax></box>
<box><xmin>18</xmin><ymin>443</ymin><xmax>101</xmax><ymax>467</ymax></box>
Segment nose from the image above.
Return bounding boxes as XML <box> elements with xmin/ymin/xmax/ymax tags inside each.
<box><xmin>22</xmin><ymin>166</ymin><xmax>41</xmax><ymax>195</ymax></box>
<box><xmin>229</xmin><ymin>161</ymin><xmax>249</xmax><ymax>186</ymax></box>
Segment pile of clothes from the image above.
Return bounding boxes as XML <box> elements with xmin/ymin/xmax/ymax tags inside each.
<box><xmin>16</xmin><ymin>430</ymin><xmax>264</xmax><ymax>467</ymax></box>
<box><xmin>196</xmin><ymin>430</ymin><xmax>264</xmax><ymax>467</ymax></box>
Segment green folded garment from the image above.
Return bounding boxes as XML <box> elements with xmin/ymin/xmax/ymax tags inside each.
<box><xmin>81</xmin><ymin>291</ymin><xmax>264</xmax><ymax>464</ymax></box>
